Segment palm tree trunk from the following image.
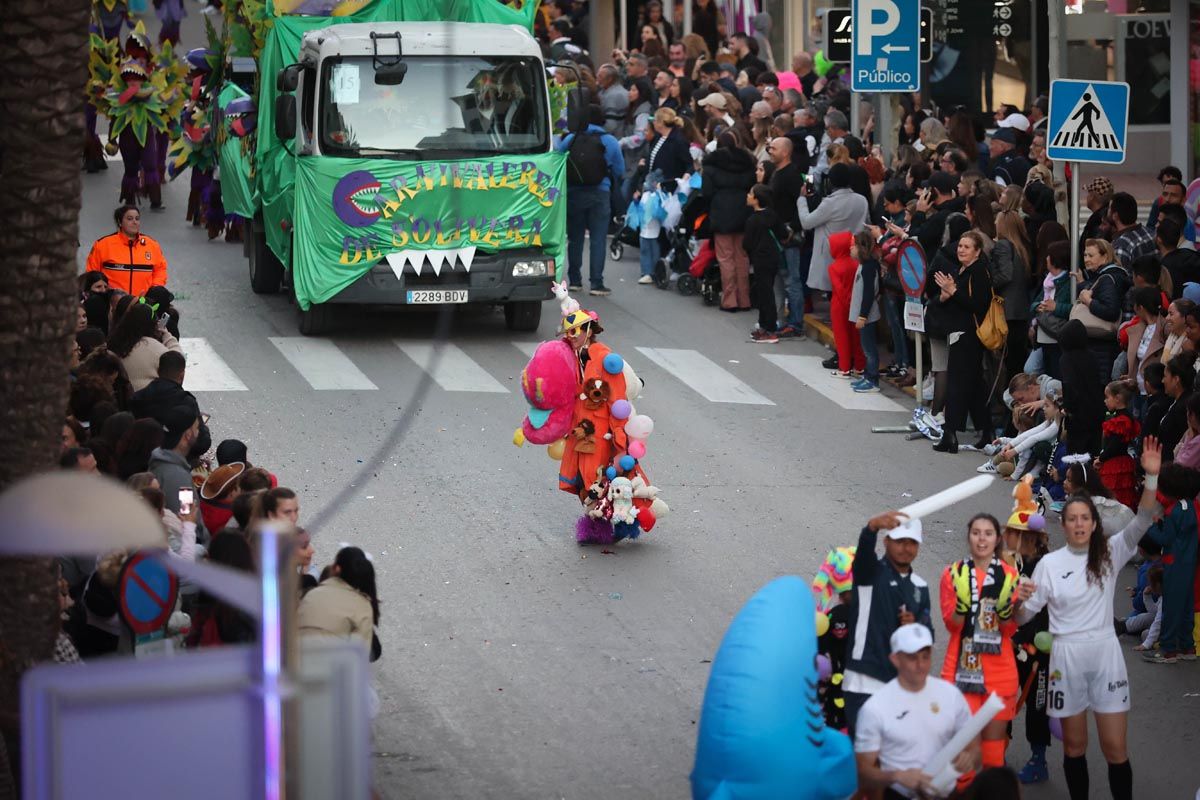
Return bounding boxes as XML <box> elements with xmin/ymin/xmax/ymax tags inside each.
<box><xmin>0</xmin><ymin>0</ymin><xmax>92</xmax><ymax>794</ymax></box>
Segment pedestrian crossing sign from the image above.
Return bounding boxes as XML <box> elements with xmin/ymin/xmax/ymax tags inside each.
<box><xmin>1046</xmin><ymin>79</ymin><xmax>1130</xmax><ymax>165</ymax></box>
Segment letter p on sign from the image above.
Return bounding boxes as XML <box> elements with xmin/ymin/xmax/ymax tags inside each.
<box><xmin>857</xmin><ymin>0</ymin><xmax>899</xmax><ymax>55</ymax></box>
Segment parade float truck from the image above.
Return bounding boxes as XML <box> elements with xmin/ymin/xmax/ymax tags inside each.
<box><xmin>224</xmin><ymin>0</ymin><xmax>567</xmax><ymax>334</ymax></box>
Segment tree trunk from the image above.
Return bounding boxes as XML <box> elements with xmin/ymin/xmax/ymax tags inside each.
<box><xmin>0</xmin><ymin>0</ymin><xmax>92</xmax><ymax>794</ymax></box>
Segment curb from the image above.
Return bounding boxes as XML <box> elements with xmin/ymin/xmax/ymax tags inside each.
<box><xmin>803</xmin><ymin>313</ymin><xmax>918</xmax><ymax>400</ymax></box>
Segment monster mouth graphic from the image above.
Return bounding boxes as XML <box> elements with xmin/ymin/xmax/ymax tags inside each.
<box><xmin>332</xmin><ymin>170</ymin><xmax>381</xmax><ymax>227</ymax></box>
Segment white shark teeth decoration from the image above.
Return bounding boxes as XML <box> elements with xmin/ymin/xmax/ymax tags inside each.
<box><xmin>384</xmin><ymin>246</ymin><xmax>480</xmax><ymax>279</ymax></box>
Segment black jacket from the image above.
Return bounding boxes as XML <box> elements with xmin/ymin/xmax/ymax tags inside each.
<box><xmin>909</xmin><ymin>196</ymin><xmax>966</xmax><ymax>262</ymax></box>
<box><xmin>1058</xmin><ymin>320</ymin><xmax>1105</xmax><ymax>456</ymax></box>
<box><xmin>646</xmin><ymin>128</ymin><xmax>693</xmax><ymax>184</ymax></box>
<box><xmin>742</xmin><ymin>208</ymin><xmax>786</xmax><ymax>269</ymax></box>
<box><xmin>769</xmin><ymin>162</ymin><xmax>805</xmax><ymax>233</ymax></box>
<box><xmin>128</xmin><ymin>378</ymin><xmax>212</xmax><ymax>459</ymax></box>
<box><xmin>1082</xmin><ymin>263</ymin><xmax>1132</xmax><ymax>325</ymax></box>
<box><xmin>929</xmin><ymin>257</ymin><xmax>992</xmax><ymax>335</ymax></box>
<box><xmin>845</xmin><ymin>526</ymin><xmax>933</xmax><ymax>685</ymax></box>
<box><xmin>1162</xmin><ymin>248</ymin><xmax>1200</xmax><ymax>299</ymax></box>
<box><xmin>700</xmin><ymin>146</ymin><xmax>756</xmax><ymax>234</ymax></box>
<box><xmin>1159</xmin><ymin>395</ymin><xmax>1189</xmax><ymax>461</ymax></box>
<box><xmin>991</xmin><ymin>151</ymin><xmax>1031</xmax><ymax>187</ymax></box>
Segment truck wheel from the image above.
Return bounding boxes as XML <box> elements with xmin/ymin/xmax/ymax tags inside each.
<box><xmin>504</xmin><ymin>301</ymin><xmax>542</xmax><ymax>332</ymax></box>
<box><xmin>298</xmin><ymin>302</ymin><xmax>335</xmax><ymax>336</ymax></box>
<box><xmin>249</xmin><ymin>229</ymin><xmax>284</xmax><ymax>294</ymax></box>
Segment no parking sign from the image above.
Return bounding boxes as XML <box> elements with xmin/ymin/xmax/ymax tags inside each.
<box><xmin>118</xmin><ymin>551</ymin><xmax>179</xmax><ymax>637</ymax></box>
<box><xmin>896</xmin><ymin>240</ymin><xmax>927</xmax><ymax>333</ymax></box>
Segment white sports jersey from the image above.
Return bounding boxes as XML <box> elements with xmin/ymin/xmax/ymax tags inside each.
<box><xmin>855</xmin><ymin>677</ymin><xmax>972</xmax><ymax>798</ymax></box>
<box><xmin>1019</xmin><ymin>508</ymin><xmax>1152</xmax><ymax>641</ymax></box>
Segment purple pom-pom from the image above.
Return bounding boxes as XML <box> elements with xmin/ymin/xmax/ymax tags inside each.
<box><xmin>1028</xmin><ymin>513</ymin><xmax>1046</xmax><ymax>532</ymax></box>
<box><xmin>575</xmin><ymin>516</ymin><xmax>614</xmax><ymax>544</ymax></box>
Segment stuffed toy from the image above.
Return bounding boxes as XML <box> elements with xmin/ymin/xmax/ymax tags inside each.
<box><xmin>519</xmin><ymin>339</ymin><xmax>578</xmax><ymax>445</ymax></box>
<box><xmin>608</xmin><ymin>476</ymin><xmax>636</xmax><ymax>525</ymax></box>
<box><xmin>552</xmin><ymin>280</ymin><xmax>580</xmax><ymax>317</ymax></box>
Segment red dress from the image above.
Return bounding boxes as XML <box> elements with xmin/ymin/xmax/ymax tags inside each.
<box><xmin>1098</xmin><ymin>411</ymin><xmax>1140</xmax><ymax>509</ymax></box>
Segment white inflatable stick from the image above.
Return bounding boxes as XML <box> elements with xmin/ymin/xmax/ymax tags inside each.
<box><xmin>897</xmin><ymin>475</ymin><xmax>994</xmax><ymax>523</ymax></box>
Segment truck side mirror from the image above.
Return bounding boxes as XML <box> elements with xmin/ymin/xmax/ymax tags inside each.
<box><xmin>275</xmin><ymin>94</ymin><xmax>297</xmax><ymax>142</ymax></box>
<box><xmin>277</xmin><ymin>64</ymin><xmax>301</xmax><ymax>93</ymax></box>
<box><xmin>566</xmin><ymin>86</ymin><xmax>591</xmax><ymax>133</ymax></box>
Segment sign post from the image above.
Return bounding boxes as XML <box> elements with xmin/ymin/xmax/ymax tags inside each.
<box><xmin>873</xmin><ymin>239</ymin><xmax>928</xmax><ymax>434</ymax></box>
<box><xmin>1046</xmin><ymin>79</ymin><xmax>1130</xmax><ymax>301</ymax></box>
<box><xmin>850</xmin><ymin>0</ymin><xmax>922</xmax><ymax>93</ymax></box>
<box><xmin>117</xmin><ymin>551</ymin><xmax>180</xmax><ymax>656</ymax></box>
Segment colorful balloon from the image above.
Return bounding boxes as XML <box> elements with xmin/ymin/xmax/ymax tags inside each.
<box><xmin>618</xmin><ymin>454</ymin><xmax>636</xmax><ymax>472</ymax></box>
<box><xmin>547</xmin><ymin>439</ymin><xmax>565</xmax><ymax>460</ymax></box>
<box><xmin>605</xmin><ymin>466</ymin><xmax>617</xmax><ymax>481</ymax></box>
<box><xmin>1049</xmin><ymin>717</ymin><xmax>1063</xmax><ymax>741</ymax></box>
<box><xmin>512</xmin><ymin>428</ymin><xmax>525</xmax><ymax>447</ymax></box>
<box><xmin>603</xmin><ymin>352</ymin><xmax>624</xmax><ymax>375</ymax></box>
<box><xmin>637</xmin><ymin>507</ymin><xmax>656</xmax><ymax>531</ymax></box>
<box><xmin>816</xmin><ymin>654</ymin><xmax>832</xmax><ymax>681</ymax></box>
<box><xmin>611</xmin><ymin>399</ymin><xmax>632</xmax><ymax>420</ymax></box>
<box><xmin>626</xmin><ymin>414</ymin><xmax>654</xmax><ymax>440</ymax></box>
<box><xmin>815</xmin><ymin>611</ymin><xmax>830</xmax><ymax>637</ymax></box>
<box><xmin>628</xmin><ymin>439</ymin><xmax>646</xmax><ymax>459</ymax></box>
<box><xmin>1034</xmin><ymin>631</ymin><xmax>1053</xmax><ymax>653</ymax></box>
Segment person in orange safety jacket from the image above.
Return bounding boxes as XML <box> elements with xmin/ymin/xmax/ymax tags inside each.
<box><xmin>86</xmin><ymin>204</ymin><xmax>168</xmax><ymax>296</ymax></box>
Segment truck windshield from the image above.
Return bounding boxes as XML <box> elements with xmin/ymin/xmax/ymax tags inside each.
<box><xmin>320</xmin><ymin>55</ymin><xmax>548</xmax><ymax>158</ymax></box>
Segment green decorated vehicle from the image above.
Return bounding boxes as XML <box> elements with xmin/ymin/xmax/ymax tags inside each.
<box><xmin>219</xmin><ymin>0</ymin><xmax>567</xmax><ymax>334</ymax></box>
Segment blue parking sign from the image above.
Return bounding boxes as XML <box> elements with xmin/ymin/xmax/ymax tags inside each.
<box><xmin>851</xmin><ymin>0</ymin><xmax>921</xmax><ymax>93</ymax></box>
<box><xmin>1046</xmin><ymin>79</ymin><xmax>1130</xmax><ymax>165</ymax></box>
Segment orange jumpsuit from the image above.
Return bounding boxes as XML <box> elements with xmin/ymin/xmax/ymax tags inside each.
<box><xmin>558</xmin><ymin>341</ymin><xmax>629</xmax><ymax>498</ymax></box>
<box><xmin>86</xmin><ymin>231</ymin><xmax>168</xmax><ymax>296</ymax></box>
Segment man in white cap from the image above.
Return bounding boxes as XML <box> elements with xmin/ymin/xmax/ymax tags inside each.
<box><xmin>842</xmin><ymin>511</ymin><xmax>934</xmax><ymax>734</ymax></box>
<box><xmin>854</xmin><ymin>623</ymin><xmax>980</xmax><ymax>798</ymax></box>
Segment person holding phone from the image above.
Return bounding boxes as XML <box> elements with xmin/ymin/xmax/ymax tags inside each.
<box><xmin>106</xmin><ymin>300</ymin><xmax>183</xmax><ymax>392</ymax></box>
<box><xmin>148</xmin><ymin>406</ymin><xmax>204</xmax><ymax>531</ymax></box>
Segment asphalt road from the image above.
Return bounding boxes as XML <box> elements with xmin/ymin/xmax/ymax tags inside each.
<box><xmin>74</xmin><ymin>13</ymin><xmax>1199</xmax><ymax>798</ymax></box>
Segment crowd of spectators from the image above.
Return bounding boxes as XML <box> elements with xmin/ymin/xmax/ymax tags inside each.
<box><xmin>54</xmin><ymin>219</ymin><xmax>383</xmax><ymax>664</ymax></box>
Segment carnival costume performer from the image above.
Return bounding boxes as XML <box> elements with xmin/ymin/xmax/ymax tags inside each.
<box><xmin>515</xmin><ymin>283</ymin><xmax>666</xmax><ymax>544</ymax></box>
<box><xmin>85</xmin><ymin>0</ymin><xmax>129</xmax><ymax>172</ymax></box>
<box><xmin>939</xmin><ymin>512</ymin><xmax>1021</xmax><ymax>772</ymax></box>
<box><xmin>90</xmin><ymin>22</ymin><xmax>183</xmax><ymax>209</ymax></box>
<box><xmin>1002</xmin><ymin>485</ymin><xmax>1053</xmax><ymax>785</ymax></box>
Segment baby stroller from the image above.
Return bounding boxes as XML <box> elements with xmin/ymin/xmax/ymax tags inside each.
<box><xmin>609</xmin><ymin>213</ymin><xmax>639</xmax><ymax>262</ymax></box>
<box><xmin>689</xmin><ymin>239</ymin><xmax>721</xmax><ymax>305</ymax></box>
<box><xmin>654</xmin><ymin>189</ymin><xmax>708</xmax><ymax>293</ymax></box>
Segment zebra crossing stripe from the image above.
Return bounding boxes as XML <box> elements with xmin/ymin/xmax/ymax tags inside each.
<box><xmin>395</xmin><ymin>342</ymin><xmax>509</xmax><ymax>393</ymax></box>
<box><xmin>512</xmin><ymin>342</ymin><xmax>541</xmax><ymax>358</ymax></box>
<box><xmin>636</xmin><ymin>347</ymin><xmax>774</xmax><ymax>405</ymax></box>
<box><xmin>761</xmin><ymin>354</ymin><xmax>907</xmax><ymax>412</ymax></box>
<box><xmin>178</xmin><ymin>338</ymin><xmax>249</xmax><ymax>392</ymax></box>
<box><xmin>268</xmin><ymin>337</ymin><xmax>378</xmax><ymax>390</ymax></box>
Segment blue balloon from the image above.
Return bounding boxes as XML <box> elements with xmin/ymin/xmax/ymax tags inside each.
<box><xmin>691</xmin><ymin>577</ymin><xmax>857</xmax><ymax>800</ymax></box>
<box><xmin>618</xmin><ymin>455</ymin><xmax>635</xmax><ymax>472</ymax></box>
<box><xmin>605</xmin><ymin>466</ymin><xmax>617</xmax><ymax>481</ymax></box>
<box><xmin>603</xmin><ymin>353</ymin><xmax>625</xmax><ymax>375</ymax></box>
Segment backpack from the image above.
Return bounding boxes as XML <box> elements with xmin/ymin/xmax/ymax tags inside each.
<box><xmin>566</xmin><ymin>131</ymin><xmax>608</xmax><ymax>186</ymax></box>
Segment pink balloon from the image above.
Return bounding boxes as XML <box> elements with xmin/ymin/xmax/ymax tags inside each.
<box><xmin>610</xmin><ymin>399</ymin><xmax>632</xmax><ymax>420</ymax></box>
<box><xmin>1049</xmin><ymin>717</ymin><xmax>1063</xmax><ymax>741</ymax></box>
<box><xmin>628</xmin><ymin>439</ymin><xmax>646</xmax><ymax>459</ymax></box>
<box><xmin>816</xmin><ymin>654</ymin><xmax>832</xmax><ymax>681</ymax></box>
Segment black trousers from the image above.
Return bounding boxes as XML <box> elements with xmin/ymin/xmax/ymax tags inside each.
<box><xmin>946</xmin><ymin>331</ymin><xmax>991</xmax><ymax>435</ymax></box>
<box><xmin>1004</xmin><ymin>320</ymin><xmax>1028</xmax><ymax>386</ymax></box>
<box><xmin>1017</xmin><ymin>650</ymin><xmax>1051</xmax><ymax>747</ymax></box>
<box><xmin>752</xmin><ymin>260</ymin><xmax>779</xmax><ymax>332</ymax></box>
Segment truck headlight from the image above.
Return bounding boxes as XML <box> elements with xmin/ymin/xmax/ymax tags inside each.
<box><xmin>511</xmin><ymin>260</ymin><xmax>550</xmax><ymax>277</ymax></box>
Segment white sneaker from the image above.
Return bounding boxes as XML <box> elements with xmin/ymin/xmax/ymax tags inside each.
<box><xmin>977</xmin><ymin>461</ymin><xmax>999</xmax><ymax>475</ymax></box>
<box><xmin>637</xmin><ymin>275</ymin><xmax>654</xmax><ymax>285</ymax></box>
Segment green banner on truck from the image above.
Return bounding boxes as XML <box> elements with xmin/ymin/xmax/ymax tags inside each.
<box><xmin>292</xmin><ymin>153</ymin><xmax>565</xmax><ymax>307</ymax></box>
